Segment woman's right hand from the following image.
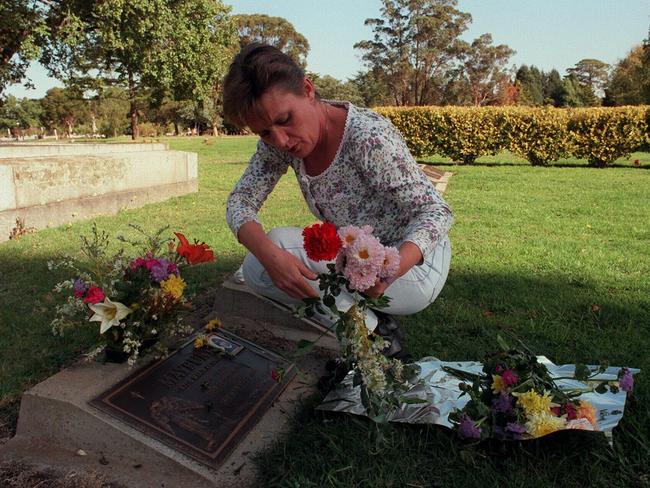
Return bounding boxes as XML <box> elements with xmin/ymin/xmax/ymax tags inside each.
<box><xmin>260</xmin><ymin>247</ymin><xmax>319</xmax><ymax>299</ymax></box>
<box><xmin>237</xmin><ymin>221</ymin><xmax>318</xmax><ymax>299</ymax></box>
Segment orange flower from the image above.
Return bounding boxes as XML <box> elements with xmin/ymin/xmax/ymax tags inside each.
<box><xmin>175</xmin><ymin>232</ymin><xmax>215</xmax><ymax>265</ymax></box>
<box><xmin>576</xmin><ymin>400</ymin><xmax>598</xmax><ymax>428</ymax></box>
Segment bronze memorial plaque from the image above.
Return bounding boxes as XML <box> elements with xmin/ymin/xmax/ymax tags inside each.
<box><xmin>90</xmin><ymin>330</ymin><xmax>296</xmax><ymax>469</ymax></box>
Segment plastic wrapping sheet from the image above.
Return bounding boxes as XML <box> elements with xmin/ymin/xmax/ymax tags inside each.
<box><xmin>317</xmin><ymin>356</ymin><xmax>640</xmax><ymax>441</ymax></box>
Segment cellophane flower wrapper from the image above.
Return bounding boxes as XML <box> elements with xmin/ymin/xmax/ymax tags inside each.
<box><xmin>318</xmin><ymin>356</ymin><xmax>640</xmax><ymax>443</ymax></box>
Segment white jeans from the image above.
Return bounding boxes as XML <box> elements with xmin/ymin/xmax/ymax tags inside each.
<box><xmin>242</xmin><ymin>227</ymin><xmax>451</xmax><ymax>332</ymax></box>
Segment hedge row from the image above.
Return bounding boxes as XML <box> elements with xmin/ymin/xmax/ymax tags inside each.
<box><xmin>374</xmin><ymin>106</ymin><xmax>649</xmax><ymax>167</ymax></box>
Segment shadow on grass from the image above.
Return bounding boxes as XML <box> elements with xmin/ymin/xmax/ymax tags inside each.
<box><xmin>406</xmin><ymin>269</ymin><xmax>650</xmax><ymax>366</ymax></box>
<box><xmin>0</xmin><ymin>253</ymin><xmax>245</xmax><ymax>438</ymax></box>
<box><xmin>2</xmin><ymin>251</ymin><xmax>648</xmax><ymax>486</ymax></box>
<box><xmin>256</xmin><ymin>400</ymin><xmax>648</xmax><ymax>488</ymax></box>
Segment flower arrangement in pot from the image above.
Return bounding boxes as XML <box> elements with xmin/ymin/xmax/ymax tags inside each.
<box><xmin>49</xmin><ymin>223</ymin><xmax>214</xmax><ymax>365</ymax></box>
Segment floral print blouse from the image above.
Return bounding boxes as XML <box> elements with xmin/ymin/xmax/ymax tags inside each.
<box><xmin>226</xmin><ymin>101</ymin><xmax>453</xmax><ymax>257</ymax></box>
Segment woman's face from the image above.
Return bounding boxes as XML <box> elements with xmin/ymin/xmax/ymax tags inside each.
<box><xmin>245</xmin><ymin>78</ymin><xmax>322</xmax><ymax>159</ymax></box>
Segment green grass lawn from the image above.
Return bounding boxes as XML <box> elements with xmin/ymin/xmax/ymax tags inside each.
<box><xmin>1</xmin><ymin>136</ymin><xmax>649</xmax><ymax>487</ymax></box>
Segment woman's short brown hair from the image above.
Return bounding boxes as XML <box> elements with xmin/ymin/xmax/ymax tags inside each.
<box><xmin>223</xmin><ymin>43</ymin><xmax>305</xmax><ymax>129</ymax></box>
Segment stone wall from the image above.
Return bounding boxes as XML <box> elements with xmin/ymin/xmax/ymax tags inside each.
<box><xmin>0</xmin><ymin>143</ymin><xmax>198</xmax><ymax>241</ymax></box>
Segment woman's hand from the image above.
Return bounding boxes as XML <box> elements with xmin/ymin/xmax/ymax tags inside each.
<box><xmin>365</xmin><ymin>241</ymin><xmax>424</xmax><ymax>299</ymax></box>
<box><xmin>238</xmin><ymin>221</ymin><xmax>319</xmax><ymax>300</ymax></box>
<box><xmin>261</xmin><ymin>247</ymin><xmax>319</xmax><ymax>299</ymax></box>
<box><xmin>365</xmin><ymin>279</ymin><xmax>390</xmax><ymax>299</ymax></box>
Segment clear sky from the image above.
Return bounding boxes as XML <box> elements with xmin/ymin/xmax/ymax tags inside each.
<box><xmin>6</xmin><ymin>0</ymin><xmax>649</xmax><ymax>98</ymax></box>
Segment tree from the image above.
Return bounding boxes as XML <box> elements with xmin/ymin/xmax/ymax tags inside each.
<box><xmin>0</xmin><ymin>1</ymin><xmax>46</xmax><ymax>99</ymax></box>
<box><xmin>542</xmin><ymin>69</ymin><xmax>564</xmax><ymax>106</ymax></box>
<box><xmin>0</xmin><ymin>95</ymin><xmax>42</xmax><ymax>132</ymax></box>
<box><xmin>355</xmin><ymin>0</ymin><xmax>471</xmax><ymax>106</ymax></box>
<box><xmin>454</xmin><ymin>34</ymin><xmax>514</xmax><ymax>106</ymax></box>
<box><xmin>604</xmin><ymin>45</ymin><xmax>647</xmax><ymax>105</ymax></box>
<box><xmin>566</xmin><ymin>58</ymin><xmax>610</xmax><ymax>95</ymax></box>
<box><xmin>309</xmin><ymin>73</ymin><xmax>365</xmax><ymax>106</ymax></box>
<box><xmin>559</xmin><ymin>74</ymin><xmax>598</xmax><ymax>107</ymax></box>
<box><xmin>41</xmin><ymin>0</ymin><xmax>236</xmax><ymax>139</ymax></box>
<box><xmin>350</xmin><ymin>70</ymin><xmax>393</xmax><ymax>107</ymax></box>
<box><xmin>234</xmin><ymin>14</ymin><xmax>309</xmax><ymax>68</ymax></box>
<box><xmin>94</xmin><ymin>87</ymin><xmax>129</xmax><ymax>137</ymax></box>
<box><xmin>515</xmin><ymin>65</ymin><xmax>543</xmax><ymax>105</ymax></box>
<box><xmin>40</xmin><ymin>87</ymin><xmax>88</xmax><ymax>136</ymax></box>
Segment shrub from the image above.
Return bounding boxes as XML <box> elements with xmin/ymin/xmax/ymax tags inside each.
<box><xmin>504</xmin><ymin>107</ymin><xmax>571</xmax><ymax>166</ymax></box>
<box><xmin>377</xmin><ymin>106</ymin><xmax>508</xmax><ymax>164</ymax></box>
<box><xmin>567</xmin><ymin>107</ymin><xmax>647</xmax><ymax>167</ymax></box>
<box><xmin>376</xmin><ymin>105</ymin><xmax>648</xmax><ymax>167</ymax></box>
<box><xmin>435</xmin><ymin>107</ymin><xmax>507</xmax><ymax>164</ymax></box>
<box><xmin>374</xmin><ymin>107</ymin><xmax>441</xmax><ymax>158</ymax></box>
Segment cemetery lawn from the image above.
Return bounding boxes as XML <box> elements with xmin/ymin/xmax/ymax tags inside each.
<box><xmin>1</xmin><ymin>136</ymin><xmax>649</xmax><ymax>487</ymax></box>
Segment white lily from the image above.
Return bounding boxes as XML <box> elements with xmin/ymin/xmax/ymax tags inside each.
<box><xmin>88</xmin><ymin>298</ymin><xmax>132</xmax><ymax>334</ymax></box>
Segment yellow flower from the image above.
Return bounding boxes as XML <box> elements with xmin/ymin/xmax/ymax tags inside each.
<box><xmin>161</xmin><ymin>275</ymin><xmax>186</xmax><ymax>301</ymax></box>
<box><xmin>194</xmin><ymin>334</ymin><xmax>208</xmax><ymax>349</ymax></box>
<box><xmin>514</xmin><ymin>390</ymin><xmax>553</xmax><ymax>417</ymax></box>
<box><xmin>491</xmin><ymin>374</ymin><xmax>506</xmax><ymax>394</ymax></box>
<box><xmin>525</xmin><ymin>412</ymin><xmax>566</xmax><ymax>438</ymax></box>
<box><xmin>205</xmin><ymin>318</ymin><xmax>222</xmax><ymax>332</ymax></box>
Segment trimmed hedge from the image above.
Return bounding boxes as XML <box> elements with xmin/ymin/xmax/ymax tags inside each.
<box><xmin>375</xmin><ymin>106</ymin><xmax>650</xmax><ymax>167</ymax></box>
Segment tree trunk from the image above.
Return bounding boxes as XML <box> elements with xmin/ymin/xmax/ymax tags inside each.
<box><xmin>174</xmin><ymin>121</ymin><xmax>179</xmax><ymax>136</ymax></box>
<box><xmin>212</xmin><ymin>123</ymin><xmax>218</xmax><ymax>137</ymax></box>
<box><xmin>128</xmin><ymin>70</ymin><xmax>139</xmax><ymax>140</ymax></box>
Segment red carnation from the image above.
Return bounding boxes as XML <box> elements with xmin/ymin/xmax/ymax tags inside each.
<box><xmin>302</xmin><ymin>222</ymin><xmax>342</xmax><ymax>262</ymax></box>
<box><xmin>83</xmin><ymin>286</ymin><xmax>105</xmax><ymax>304</ymax></box>
<box><xmin>175</xmin><ymin>232</ymin><xmax>215</xmax><ymax>265</ymax></box>
<box><xmin>502</xmin><ymin>369</ymin><xmax>519</xmax><ymax>386</ymax></box>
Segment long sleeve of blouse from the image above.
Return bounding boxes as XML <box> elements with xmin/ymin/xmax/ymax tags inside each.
<box><xmin>226</xmin><ymin>140</ymin><xmax>290</xmax><ymax>238</ymax></box>
<box><xmin>226</xmin><ymin>102</ymin><xmax>453</xmax><ymax>256</ymax></box>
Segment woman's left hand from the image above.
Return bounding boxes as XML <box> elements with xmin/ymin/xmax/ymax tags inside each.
<box><xmin>365</xmin><ymin>241</ymin><xmax>424</xmax><ymax>299</ymax></box>
<box><xmin>365</xmin><ymin>280</ymin><xmax>390</xmax><ymax>299</ymax></box>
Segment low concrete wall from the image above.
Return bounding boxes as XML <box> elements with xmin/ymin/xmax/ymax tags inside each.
<box><xmin>0</xmin><ymin>143</ymin><xmax>197</xmax><ymax>241</ymax></box>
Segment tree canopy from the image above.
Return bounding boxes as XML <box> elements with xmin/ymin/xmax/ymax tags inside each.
<box><xmin>355</xmin><ymin>0</ymin><xmax>472</xmax><ymax>106</ymax></box>
<box><xmin>36</xmin><ymin>0</ymin><xmax>236</xmax><ymax>138</ymax></box>
<box><xmin>566</xmin><ymin>58</ymin><xmax>610</xmax><ymax>94</ymax></box>
<box><xmin>234</xmin><ymin>14</ymin><xmax>310</xmax><ymax>67</ymax></box>
<box><xmin>604</xmin><ymin>45</ymin><xmax>650</xmax><ymax>105</ymax></box>
<box><xmin>0</xmin><ymin>1</ymin><xmax>48</xmax><ymax>99</ymax></box>
<box><xmin>455</xmin><ymin>33</ymin><xmax>514</xmax><ymax>106</ymax></box>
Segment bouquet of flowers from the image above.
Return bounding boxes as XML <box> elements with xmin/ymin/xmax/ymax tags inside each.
<box><xmin>447</xmin><ymin>336</ymin><xmax>635</xmax><ymax>441</ymax></box>
<box><xmin>49</xmin><ymin>223</ymin><xmax>214</xmax><ymax>365</ymax></box>
<box><xmin>300</xmin><ymin>222</ymin><xmax>421</xmax><ymax>421</ymax></box>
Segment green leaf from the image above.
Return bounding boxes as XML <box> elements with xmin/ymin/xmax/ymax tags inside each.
<box><xmin>496</xmin><ymin>334</ymin><xmax>510</xmax><ymax>351</ymax></box>
<box><xmin>574</xmin><ymin>363</ymin><xmax>591</xmax><ymax>381</ymax></box>
<box><xmin>399</xmin><ymin>396</ymin><xmax>428</xmax><ymax>404</ymax></box>
<box><xmin>294</xmin><ymin>339</ymin><xmax>315</xmax><ymax>357</ymax></box>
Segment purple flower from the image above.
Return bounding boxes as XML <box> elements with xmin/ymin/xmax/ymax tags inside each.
<box><xmin>506</xmin><ymin>422</ymin><xmax>527</xmax><ymax>440</ymax></box>
<box><xmin>73</xmin><ymin>278</ymin><xmax>86</xmax><ymax>293</ymax></box>
<box><xmin>151</xmin><ymin>262</ymin><xmax>170</xmax><ymax>282</ymax></box>
<box><xmin>457</xmin><ymin>414</ymin><xmax>482</xmax><ymax>440</ymax></box>
<box><xmin>619</xmin><ymin>368</ymin><xmax>634</xmax><ymax>394</ymax></box>
<box><xmin>150</xmin><ymin>258</ymin><xmax>178</xmax><ymax>282</ymax></box>
<box><xmin>73</xmin><ymin>278</ymin><xmax>88</xmax><ymax>298</ymax></box>
<box><xmin>491</xmin><ymin>393</ymin><xmax>514</xmax><ymax>414</ymax></box>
